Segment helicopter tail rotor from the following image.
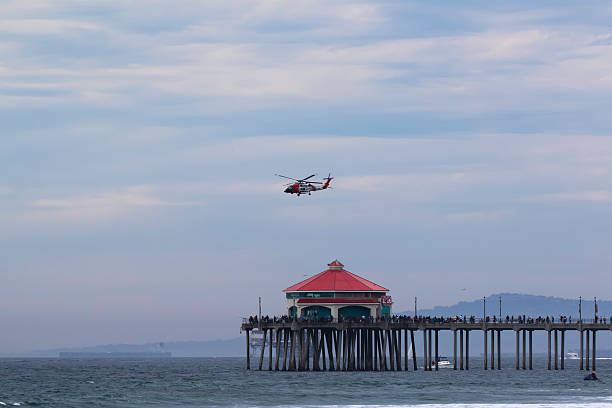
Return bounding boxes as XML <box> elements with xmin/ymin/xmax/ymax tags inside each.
<box><xmin>322</xmin><ymin>173</ymin><xmax>333</xmax><ymax>189</ymax></box>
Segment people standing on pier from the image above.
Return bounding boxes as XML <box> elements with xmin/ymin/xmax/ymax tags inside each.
<box><xmin>246</xmin><ymin>312</ymin><xmax>610</xmax><ymax>326</ymax></box>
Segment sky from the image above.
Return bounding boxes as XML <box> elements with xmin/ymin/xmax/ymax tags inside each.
<box><xmin>2</xmin><ymin>0</ymin><xmax>612</xmax><ymax>352</ymax></box>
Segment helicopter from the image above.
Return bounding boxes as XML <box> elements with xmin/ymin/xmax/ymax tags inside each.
<box><xmin>275</xmin><ymin>173</ymin><xmax>333</xmax><ymax>196</ymax></box>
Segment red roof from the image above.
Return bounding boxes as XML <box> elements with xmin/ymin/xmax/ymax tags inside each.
<box><xmin>297</xmin><ymin>298</ymin><xmax>379</xmax><ymax>304</ymax></box>
<box><xmin>284</xmin><ymin>260</ymin><xmax>388</xmax><ymax>292</ymax></box>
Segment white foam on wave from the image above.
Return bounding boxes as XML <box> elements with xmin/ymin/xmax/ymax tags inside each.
<box><xmin>280</xmin><ymin>404</ymin><xmax>612</xmax><ymax>408</ymax></box>
<box><xmin>0</xmin><ymin>402</ymin><xmax>6</xmax><ymax>406</ymax></box>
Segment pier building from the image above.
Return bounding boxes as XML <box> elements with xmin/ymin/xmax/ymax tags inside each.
<box><xmin>284</xmin><ymin>260</ymin><xmax>391</xmax><ymax>320</ymax></box>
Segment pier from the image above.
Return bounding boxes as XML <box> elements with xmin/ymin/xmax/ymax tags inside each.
<box><xmin>241</xmin><ymin>319</ymin><xmax>611</xmax><ymax>372</ymax></box>
<box><xmin>243</xmin><ymin>260</ymin><xmax>609</xmax><ymax>372</ymax></box>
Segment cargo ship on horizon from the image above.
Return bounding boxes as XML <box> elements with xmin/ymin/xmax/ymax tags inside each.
<box><xmin>59</xmin><ymin>351</ymin><xmax>171</xmax><ymax>358</ymax></box>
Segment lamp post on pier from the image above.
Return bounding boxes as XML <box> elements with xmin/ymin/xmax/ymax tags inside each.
<box><xmin>483</xmin><ymin>296</ymin><xmax>486</xmax><ymax>321</ymax></box>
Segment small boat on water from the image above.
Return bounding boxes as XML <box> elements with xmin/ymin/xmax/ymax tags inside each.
<box><xmin>433</xmin><ymin>356</ymin><xmax>453</xmax><ymax>368</ymax></box>
<box><xmin>567</xmin><ymin>352</ymin><xmax>579</xmax><ymax>359</ymax></box>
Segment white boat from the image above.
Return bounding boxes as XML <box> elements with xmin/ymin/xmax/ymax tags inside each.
<box><xmin>567</xmin><ymin>352</ymin><xmax>579</xmax><ymax>359</ymax></box>
<box><xmin>433</xmin><ymin>356</ymin><xmax>453</xmax><ymax>368</ymax></box>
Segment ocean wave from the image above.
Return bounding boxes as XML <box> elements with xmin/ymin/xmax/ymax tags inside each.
<box><xmin>273</xmin><ymin>404</ymin><xmax>612</xmax><ymax>408</ymax></box>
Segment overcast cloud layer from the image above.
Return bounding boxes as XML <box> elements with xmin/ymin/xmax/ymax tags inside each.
<box><xmin>2</xmin><ymin>0</ymin><xmax>612</xmax><ymax>352</ymax></box>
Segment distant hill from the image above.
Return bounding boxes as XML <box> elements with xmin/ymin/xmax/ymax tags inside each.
<box><xmin>403</xmin><ymin>293</ymin><xmax>610</xmax><ymax>320</ymax></box>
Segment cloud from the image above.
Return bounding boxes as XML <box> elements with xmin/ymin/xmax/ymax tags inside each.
<box><xmin>29</xmin><ymin>186</ymin><xmax>199</xmax><ymax>224</ymax></box>
<box><xmin>534</xmin><ymin>191</ymin><xmax>612</xmax><ymax>202</ymax></box>
<box><xmin>176</xmin><ymin>180</ymin><xmax>280</xmax><ymax>195</ymax></box>
<box><xmin>1</xmin><ymin>1</ymin><xmax>611</xmax><ymax>116</ymax></box>
<box><xmin>0</xmin><ymin>0</ymin><xmax>383</xmax><ymax>37</ymax></box>
<box><xmin>338</xmin><ymin>172</ymin><xmax>485</xmax><ymax>202</ymax></box>
<box><xmin>0</xmin><ymin>19</ymin><xmax>102</xmax><ymax>35</ymax></box>
<box><xmin>443</xmin><ymin>210</ymin><xmax>509</xmax><ymax>223</ymax></box>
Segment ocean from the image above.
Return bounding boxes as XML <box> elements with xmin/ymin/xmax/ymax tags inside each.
<box><xmin>1</xmin><ymin>357</ymin><xmax>611</xmax><ymax>407</ymax></box>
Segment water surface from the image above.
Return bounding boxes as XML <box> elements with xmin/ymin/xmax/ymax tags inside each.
<box><xmin>1</xmin><ymin>358</ymin><xmax>610</xmax><ymax>407</ymax></box>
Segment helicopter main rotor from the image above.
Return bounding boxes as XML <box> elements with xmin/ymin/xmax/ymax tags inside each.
<box><xmin>274</xmin><ymin>174</ymin><xmax>322</xmax><ymax>184</ymax></box>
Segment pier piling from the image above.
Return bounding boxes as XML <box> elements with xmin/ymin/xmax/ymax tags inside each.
<box><xmin>404</xmin><ymin>330</ymin><xmax>408</xmax><ymax>370</ymax></box>
<box><xmin>246</xmin><ymin>330</ymin><xmax>251</xmax><ymax>370</ymax></box>
<box><xmin>355</xmin><ymin>329</ymin><xmax>358</xmax><ymax>371</ymax></box>
<box><xmin>282</xmin><ymin>329</ymin><xmax>289</xmax><ymax>371</ymax></box>
<box><xmin>586</xmin><ymin>329</ymin><xmax>590</xmax><ymax>371</ymax></box>
<box><xmin>560</xmin><ymin>330</ymin><xmax>564</xmax><ymax>370</ymax></box>
<box><xmin>259</xmin><ymin>329</ymin><xmax>266</xmax><ymax>371</ymax></box>
<box><xmin>529</xmin><ymin>330</ymin><xmax>533</xmax><ymax>370</ymax></box>
<box><xmin>490</xmin><ymin>329</ymin><xmax>494</xmax><ymax>370</ymax></box>
<box><xmin>378</xmin><ymin>330</ymin><xmax>385</xmax><ymax>370</ymax></box>
<box><xmin>579</xmin><ymin>329</ymin><xmax>584</xmax><ymax>370</ymax></box>
<box><xmin>554</xmin><ymin>330</ymin><xmax>558</xmax><ymax>370</ymax></box>
<box><xmin>465</xmin><ymin>330</ymin><xmax>470</xmax><ymax>370</ymax></box>
<box><xmin>592</xmin><ymin>330</ymin><xmax>596</xmax><ymax>371</ymax></box>
<box><xmin>522</xmin><ymin>330</ymin><xmax>526</xmax><ymax>370</ymax></box>
<box><xmin>396</xmin><ymin>329</ymin><xmax>402</xmax><ymax>370</ymax></box>
<box><xmin>435</xmin><ymin>330</ymin><xmax>439</xmax><ymax>371</ymax></box>
<box><xmin>339</xmin><ymin>331</ymin><xmax>343</xmax><ymax>370</ymax></box>
<box><xmin>497</xmin><ymin>330</ymin><xmax>501</xmax><ymax>370</ymax></box>
<box><xmin>422</xmin><ymin>329</ymin><xmax>427</xmax><ymax>371</ymax></box>
<box><xmin>342</xmin><ymin>330</ymin><xmax>346</xmax><ymax>371</ymax></box>
<box><xmin>515</xmin><ymin>330</ymin><xmax>520</xmax><ymax>370</ymax></box>
<box><xmin>460</xmin><ymin>329</ymin><xmax>464</xmax><ymax>370</ymax></box>
<box><xmin>268</xmin><ymin>329</ymin><xmax>273</xmax><ymax>371</ymax></box>
<box><xmin>289</xmin><ymin>330</ymin><xmax>296</xmax><ymax>371</ymax></box>
<box><xmin>453</xmin><ymin>330</ymin><xmax>457</xmax><ymax>370</ymax></box>
<box><xmin>374</xmin><ymin>330</ymin><xmax>379</xmax><ymax>370</ymax></box>
<box><xmin>327</xmin><ymin>330</ymin><xmax>335</xmax><ymax>371</ymax></box>
<box><xmin>427</xmin><ymin>329</ymin><xmax>432</xmax><ymax>371</ymax></box>
<box><xmin>484</xmin><ymin>329</ymin><xmax>488</xmax><ymax>370</ymax></box>
<box><xmin>547</xmin><ymin>330</ymin><xmax>551</xmax><ymax>370</ymax></box>
<box><xmin>320</xmin><ymin>331</ymin><xmax>326</xmax><ymax>371</ymax></box>
<box><xmin>389</xmin><ymin>329</ymin><xmax>394</xmax><ymax>371</ymax></box>
<box><xmin>275</xmin><ymin>329</ymin><xmax>281</xmax><ymax>370</ymax></box>
<box><xmin>410</xmin><ymin>330</ymin><xmax>417</xmax><ymax>371</ymax></box>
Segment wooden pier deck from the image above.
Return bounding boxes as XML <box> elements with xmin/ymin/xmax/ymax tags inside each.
<box><xmin>241</xmin><ymin>320</ymin><xmax>611</xmax><ymax>372</ymax></box>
